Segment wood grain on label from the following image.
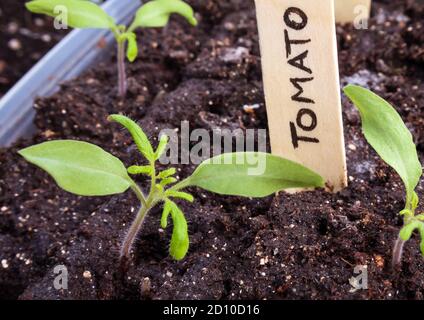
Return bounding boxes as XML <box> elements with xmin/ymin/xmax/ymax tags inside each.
<box><xmin>335</xmin><ymin>0</ymin><xmax>371</xmax><ymax>24</ymax></box>
<box><xmin>255</xmin><ymin>0</ymin><xmax>347</xmax><ymax>192</ymax></box>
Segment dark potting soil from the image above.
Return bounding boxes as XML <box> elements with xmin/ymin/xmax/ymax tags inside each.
<box><xmin>0</xmin><ymin>0</ymin><xmax>65</xmax><ymax>99</ymax></box>
<box><xmin>0</xmin><ymin>0</ymin><xmax>424</xmax><ymax>300</ymax></box>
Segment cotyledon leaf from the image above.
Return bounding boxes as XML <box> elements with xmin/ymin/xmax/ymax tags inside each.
<box><xmin>344</xmin><ymin>85</ymin><xmax>422</xmax><ymax>203</ymax></box>
<box><xmin>19</xmin><ymin>140</ymin><xmax>132</xmax><ymax>196</ymax></box>
<box><xmin>26</xmin><ymin>0</ymin><xmax>115</xmax><ymax>29</ymax></box>
<box><xmin>177</xmin><ymin>152</ymin><xmax>324</xmax><ymax>197</ymax></box>
<box><xmin>129</xmin><ymin>0</ymin><xmax>197</xmax><ymax>30</ymax></box>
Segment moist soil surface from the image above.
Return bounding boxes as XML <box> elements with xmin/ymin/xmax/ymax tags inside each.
<box><xmin>0</xmin><ymin>0</ymin><xmax>65</xmax><ymax>98</ymax></box>
<box><xmin>1</xmin><ymin>0</ymin><xmax>424</xmax><ymax>300</ymax></box>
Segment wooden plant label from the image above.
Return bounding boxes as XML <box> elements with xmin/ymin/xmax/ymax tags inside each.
<box><xmin>255</xmin><ymin>0</ymin><xmax>347</xmax><ymax>192</ymax></box>
<box><xmin>335</xmin><ymin>0</ymin><xmax>371</xmax><ymax>24</ymax></box>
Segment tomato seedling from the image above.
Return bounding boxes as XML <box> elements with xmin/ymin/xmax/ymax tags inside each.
<box><xmin>26</xmin><ymin>0</ymin><xmax>197</xmax><ymax>97</ymax></box>
<box><xmin>18</xmin><ymin>115</ymin><xmax>324</xmax><ymax>261</ymax></box>
<box><xmin>344</xmin><ymin>85</ymin><xmax>424</xmax><ymax>267</ymax></box>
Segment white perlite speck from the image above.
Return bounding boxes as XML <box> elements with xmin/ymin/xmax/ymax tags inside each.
<box><xmin>8</xmin><ymin>39</ymin><xmax>21</xmax><ymax>51</ymax></box>
<box><xmin>1</xmin><ymin>259</ymin><xmax>9</xmax><ymax>269</ymax></box>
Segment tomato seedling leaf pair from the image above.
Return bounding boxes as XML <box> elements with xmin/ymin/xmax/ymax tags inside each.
<box><xmin>26</xmin><ymin>0</ymin><xmax>197</xmax><ymax>97</ymax></box>
<box><xmin>19</xmin><ymin>115</ymin><xmax>324</xmax><ymax>261</ymax></box>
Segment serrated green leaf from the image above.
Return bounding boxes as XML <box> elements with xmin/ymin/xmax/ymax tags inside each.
<box><xmin>129</xmin><ymin>0</ymin><xmax>197</xmax><ymax>30</ymax></box>
<box><xmin>161</xmin><ymin>200</ymin><xmax>172</xmax><ymax>228</ymax></box>
<box><xmin>158</xmin><ymin>168</ymin><xmax>176</xmax><ymax>179</ymax></box>
<box><xmin>166</xmin><ymin>190</ymin><xmax>194</xmax><ymax>202</ymax></box>
<box><xmin>125</xmin><ymin>32</ymin><xmax>138</xmax><ymax>62</ymax></box>
<box><xmin>344</xmin><ymin>85</ymin><xmax>422</xmax><ymax>204</ymax></box>
<box><xmin>127</xmin><ymin>165</ymin><xmax>152</xmax><ymax>175</ymax></box>
<box><xmin>18</xmin><ymin>140</ymin><xmax>131</xmax><ymax>196</ymax></box>
<box><xmin>160</xmin><ymin>177</ymin><xmax>177</xmax><ymax>187</ymax></box>
<box><xmin>178</xmin><ymin>152</ymin><xmax>324</xmax><ymax>197</ymax></box>
<box><xmin>155</xmin><ymin>135</ymin><xmax>169</xmax><ymax>160</ymax></box>
<box><xmin>168</xmin><ymin>201</ymin><xmax>189</xmax><ymax>260</ymax></box>
<box><xmin>26</xmin><ymin>0</ymin><xmax>115</xmax><ymax>29</ymax></box>
<box><xmin>108</xmin><ymin>115</ymin><xmax>155</xmax><ymax>162</ymax></box>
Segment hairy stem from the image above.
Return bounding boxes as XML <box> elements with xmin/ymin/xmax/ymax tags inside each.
<box><xmin>120</xmin><ymin>204</ymin><xmax>150</xmax><ymax>259</ymax></box>
<box><xmin>150</xmin><ymin>161</ymin><xmax>157</xmax><ymax>195</ymax></box>
<box><xmin>117</xmin><ymin>39</ymin><xmax>127</xmax><ymax>98</ymax></box>
<box><xmin>392</xmin><ymin>236</ymin><xmax>406</xmax><ymax>268</ymax></box>
<box><xmin>120</xmin><ymin>183</ymin><xmax>149</xmax><ymax>259</ymax></box>
<box><xmin>120</xmin><ymin>156</ymin><xmax>161</xmax><ymax>260</ymax></box>
<box><xmin>169</xmin><ymin>178</ymin><xmax>190</xmax><ymax>192</ymax></box>
<box><xmin>131</xmin><ymin>183</ymin><xmax>147</xmax><ymax>208</ymax></box>
<box><xmin>120</xmin><ymin>180</ymin><xmax>162</xmax><ymax>259</ymax></box>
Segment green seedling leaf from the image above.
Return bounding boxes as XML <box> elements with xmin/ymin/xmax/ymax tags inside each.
<box><xmin>168</xmin><ymin>201</ymin><xmax>189</xmax><ymax>260</ymax></box>
<box><xmin>179</xmin><ymin>152</ymin><xmax>324</xmax><ymax>197</ymax></box>
<box><xmin>125</xmin><ymin>32</ymin><xmax>138</xmax><ymax>62</ymax></box>
<box><xmin>156</xmin><ymin>184</ymin><xmax>164</xmax><ymax>193</ymax></box>
<box><xmin>344</xmin><ymin>85</ymin><xmax>422</xmax><ymax>203</ymax></box>
<box><xmin>160</xmin><ymin>177</ymin><xmax>178</xmax><ymax>187</ymax></box>
<box><xmin>400</xmin><ymin>209</ymin><xmax>413</xmax><ymax>217</ymax></box>
<box><xmin>166</xmin><ymin>190</ymin><xmax>194</xmax><ymax>202</ymax></box>
<box><xmin>155</xmin><ymin>135</ymin><xmax>169</xmax><ymax>160</ymax></box>
<box><xmin>158</xmin><ymin>168</ymin><xmax>176</xmax><ymax>179</ymax></box>
<box><xmin>399</xmin><ymin>221</ymin><xmax>421</xmax><ymax>241</ymax></box>
<box><xmin>161</xmin><ymin>200</ymin><xmax>172</xmax><ymax>228</ymax></box>
<box><xmin>26</xmin><ymin>0</ymin><xmax>115</xmax><ymax>29</ymax></box>
<box><xmin>130</xmin><ymin>0</ymin><xmax>197</xmax><ymax>30</ymax></box>
<box><xmin>18</xmin><ymin>140</ymin><xmax>131</xmax><ymax>196</ymax></box>
<box><xmin>412</xmin><ymin>192</ymin><xmax>419</xmax><ymax>211</ymax></box>
<box><xmin>108</xmin><ymin>115</ymin><xmax>155</xmax><ymax>162</ymax></box>
<box><xmin>127</xmin><ymin>165</ymin><xmax>152</xmax><ymax>176</ymax></box>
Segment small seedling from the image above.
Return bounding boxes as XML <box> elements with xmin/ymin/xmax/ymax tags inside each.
<box><xmin>344</xmin><ymin>85</ymin><xmax>424</xmax><ymax>267</ymax></box>
<box><xmin>25</xmin><ymin>0</ymin><xmax>197</xmax><ymax>97</ymax></box>
<box><xmin>18</xmin><ymin>115</ymin><xmax>324</xmax><ymax>261</ymax></box>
